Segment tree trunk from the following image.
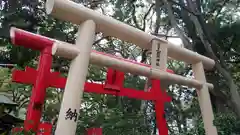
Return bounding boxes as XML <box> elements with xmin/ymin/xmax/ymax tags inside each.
<box><xmin>162</xmin><ymin>0</ymin><xmax>192</xmax><ymax>50</ymax></box>
<box><xmin>161</xmin><ymin>0</ymin><xmax>240</xmax><ymax>117</ymax></box>
<box><xmin>186</xmin><ymin>0</ymin><xmax>240</xmax><ymax>117</ymax></box>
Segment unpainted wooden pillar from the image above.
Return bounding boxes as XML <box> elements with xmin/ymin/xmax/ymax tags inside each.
<box><xmin>151</xmin><ymin>39</ymin><xmax>168</xmax><ymax>88</ymax></box>
<box><xmin>192</xmin><ymin>62</ymin><xmax>218</xmax><ymax>135</ymax></box>
<box><xmin>55</xmin><ymin>20</ymin><xmax>96</xmax><ymax>135</ymax></box>
<box><xmin>151</xmin><ymin>39</ymin><xmax>168</xmax><ymax>70</ymax></box>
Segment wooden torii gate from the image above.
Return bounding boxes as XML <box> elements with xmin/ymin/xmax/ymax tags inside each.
<box><xmin>11</xmin><ymin>28</ymin><xmax>173</xmax><ymax>135</ymax></box>
<box><xmin>44</xmin><ymin>0</ymin><xmax>218</xmax><ymax>134</ymax></box>
<box><xmin>44</xmin><ymin>0</ymin><xmax>218</xmax><ymax>135</ymax></box>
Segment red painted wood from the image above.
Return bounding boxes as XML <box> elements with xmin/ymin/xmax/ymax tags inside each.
<box><xmin>104</xmin><ymin>68</ymin><xmax>124</xmax><ymax>91</ymax></box>
<box><xmin>12</xmin><ymin>67</ymin><xmax>158</xmax><ymax>101</ymax></box>
<box><xmin>24</xmin><ymin>48</ymin><xmax>53</xmax><ymax>131</ymax></box>
<box><xmin>86</xmin><ymin>128</ymin><xmax>102</xmax><ymax>135</ymax></box>
<box><xmin>12</xmin><ymin>122</ymin><xmax>52</xmax><ymax>135</ymax></box>
<box><xmin>37</xmin><ymin>122</ymin><xmax>52</xmax><ymax>135</ymax></box>
<box><xmin>151</xmin><ymin>79</ymin><xmax>171</xmax><ymax>135</ymax></box>
<box><xmin>11</xmin><ymin>28</ymin><xmax>54</xmax><ymax>51</ymax></box>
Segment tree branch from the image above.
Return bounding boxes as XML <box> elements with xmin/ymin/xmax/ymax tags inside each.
<box><xmin>185</xmin><ymin>0</ymin><xmax>240</xmax><ymax>117</ymax></box>
<box><xmin>226</xmin><ymin>60</ymin><xmax>240</xmax><ymax>64</ymax></box>
<box><xmin>231</xmin><ymin>50</ymin><xmax>240</xmax><ymax>57</ymax></box>
<box><xmin>223</xmin><ymin>34</ymin><xmax>236</xmax><ymax>56</ymax></box>
<box><xmin>162</xmin><ymin>0</ymin><xmax>192</xmax><ymax>49</ymax></box>
<box><xmin>209</xmin><ymin>0</ymin><xmax>230</xmax><ymax>17</ymax></box>
<box><xmin>131</xmin><ymin>3</ymin><xmax>141</xmax><ymax>30</ymax></box>
<box><xmin>195</xmin><ymin>0</ymin><xmax>201</xmax><ymax>12</ymax></box>
<box><xmin>143</xmin><ymin>4</ymin><xmax>155</xmax><ymax>31</ymax></box>
<box><xmin>195</xmin><ymin>10</ymin><xmax>229</xmax><ymax>69</ymax></box>
<box><xmin>152</xmin><ymin>33</ymin><xmax>180</xmax><ymax>38</ymax></box>
<box><xmin>154</xmin><ymin>0</ymin><xmax>163</xmax><ymax>34</ymax></box>
<box><xmin>18</xmin><ymin>99</ymin><xmax>29</xmax><ymax>110</ymax></box>
<box><xmin>93</xmin><ymin>36</ymin><xmax>109</xmax><ymax>45</ymax></box>
<box><xmin>169</xmin><ymin>0</ymin><xmax>199</xmax><ymax>16</ymax></box>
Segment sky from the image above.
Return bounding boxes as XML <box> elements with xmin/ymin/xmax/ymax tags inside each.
<box><xmin>96</xmin><ymin>0</ymin><xmax>184</xmax><ymax>47</ymax></box>
<box><xmin>168</xmin><ymin>37</ymin><xmax>183</xmax><ymax>46</ymax></box>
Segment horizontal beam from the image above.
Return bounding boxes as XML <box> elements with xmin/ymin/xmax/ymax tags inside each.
<box><xmin>46</xmin><ymin>0</ymin><xmax>215</xmax><ymax>70</ymax></box>
<box><xmin>10</xmin><ymin>27</ymin><xmax>214</xmax><ymax>90</ymax></box>
<box><xmin>10</xmin><ymin>27</ymin><xmax>53</xmax><ymax>50</ymax></box>
<box><xmin>12</xmin><ymin>67</ymin><xmax>160</xmax><ymax>101</ymax></box>
<box><xmin>10</xmin><ymin>27</ymin><xmax>173</xmax><ymax>73</ymax></box>
<box><xmin>52</xmin><ymin>41</ymin><xmax>213</xmax><ymax>89</ymax></box>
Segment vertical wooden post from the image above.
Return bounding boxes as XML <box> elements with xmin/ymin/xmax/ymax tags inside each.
<box><xmin>151</xmin><ymin>39</ymin><xmax>168</xmax><ymax>89</ymax></box>
<box><xmin>54</xmin><ymin>20</ymin><xmax>96</xmax><ymax>135</ymax></box>
<box><xmin>151</xmin><ymin>39</ymin><xmax>169</xmax><ymax>135</ymax></box>
<box><xmin>192</xmin><ymin>62</ymin><xmax>218</xmax><ymax>135</ymax></box>
<box><xmin>151</xmin><ymin>39</ymin><xmax>168</xmax><ymax>70</ymax></box>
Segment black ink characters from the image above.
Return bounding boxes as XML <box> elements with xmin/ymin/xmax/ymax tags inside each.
<box><xmin>65</xmin><ymin>108</ymin><xmax>78</xmax><ymax>122</ymax></box>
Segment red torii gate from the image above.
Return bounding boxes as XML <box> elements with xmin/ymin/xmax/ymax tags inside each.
<box><xmin>10</xmin><ymin>28</ymin><xmax>173</xmax><ymax>135</ymax></box>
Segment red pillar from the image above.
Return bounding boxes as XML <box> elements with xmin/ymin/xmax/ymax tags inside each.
<box><xmin>24</xmin><ymin>47</ymin><xmax>52</xmax><ymax>131</ymax></box>
<box><xmin>86</xmin><ymin>128</ymin><xmax>102</xmax><ymax>135</ymax></box>
<box><xmin>155</xmin><ymin>101</ymin><xmax>168</xmax><ymax>135</ymax></box>
<box><xmin>151</xmin><ymin>79</ymin><xmax>171</xmax><ymax>135</ymax></box>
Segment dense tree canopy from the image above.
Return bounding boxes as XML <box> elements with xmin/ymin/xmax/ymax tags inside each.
<box><xmin>0</xmin><ymin>0</ymin><xmax>240</xmax><ymax>135</ymax></box>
